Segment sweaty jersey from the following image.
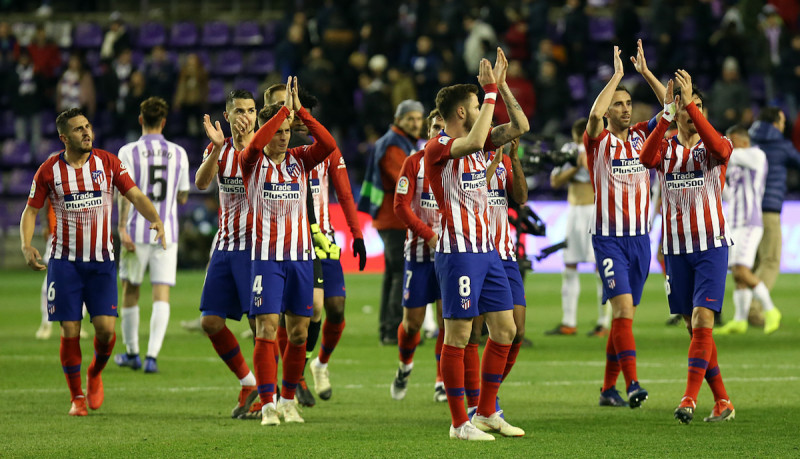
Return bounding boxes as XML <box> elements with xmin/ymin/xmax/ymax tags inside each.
<box><xmin>240</xmin><ymin>106</ymin><xmax>336</xmax><ymax>261</ymax></box>
<box><xmin>725</xmin><ymin>146</ymin><xmax>767</xmax><ymax>228</ymax></box>
<box><xmin>118</xmin><ymin>134</ymin><xmax>189</xmax><ymax>245</ymax></box>
<box><xmin>486</xmin><ymin>151</ymin><xmax>516</xmax><ymax>261</ymax></box>
<box><xmin>309</xmin><ymin>148</ymin><xmax>363</xmax><ymax>240</ymax></box>
<box><xmin>640</xmin><ymin>102</ymin><xmax>733</xmax><ymax>255</ymax></box>
<box><xmin>28</xmin><ymin>149</ymin><xmax>136</xmax><ymax>262</ymax></box>
<box><xmin>394</xmin><ymin>150</ymin><xmax>440</xmax><ymax>262</ymax></box>
<box><xmin>202</xmin><ymin>138</ymin><xmax>252</xmax><ymax>252</ymax></box>
<box><xmin>424</xmin><ymin>131</ymin><xmax>498</xmax><ymax>254</ymax></box>
<box><xmin>584</xmin><ymin>120</ymin><xmax>651</xmax><ymax>237</ymax></box>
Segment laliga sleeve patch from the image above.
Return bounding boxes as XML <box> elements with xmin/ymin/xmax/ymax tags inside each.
<box><xmin>396</xmin><ymin>176</ymin><xmax>410</xmax><ymax>195</ymax></box>
<box><xmin>29</xmin><ymin>181</ymin><xmax>36</xmax><ymax>199</ymax></box>
<box><xmin>438</xmin><ymin>136</ymin><xmax>451</xmax><ymax>145</ymax></box>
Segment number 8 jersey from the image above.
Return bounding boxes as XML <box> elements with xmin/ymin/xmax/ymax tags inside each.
<box><xmin>118</xmin><ymin>134</ymin><xmax>190</xmax><ymax>244</ymax></box>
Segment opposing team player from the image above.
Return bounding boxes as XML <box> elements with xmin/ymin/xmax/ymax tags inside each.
<box><xmin>425</xmin><ymin>48</ymin><xmax>529</xmax><ymax>440</ymax></box>
<box><xmin>242</xmin><ymin>77</ymin><xmax>336</xmax><ymax>426</ymax></box>
<box><xmin>390</xmin><ymin>109</ymin><xmax>445</xmax><ymax>402</ymax></box>
<box><xmin>20</xmin><ymin>108</ymin><xmax>165</xmax><ymax>415</ymax></box>
<box><xmin>194</xmin><ymin>89</ymin><xmax>259</xmax><ymax>418</ymax></box>
<box><xmin>717</xmin><ymin>125</ymin><xmax>781</xmax><ymax>335</ymax></box>
<box><xmin>115</xmin><ymin>97</ymin><xmax>189</xmax><ymax>374</ymax></box>
<box><xmin>640</xmin><ymin>72</ymin><xmax>735</xmax><ymax>424</ymax></box>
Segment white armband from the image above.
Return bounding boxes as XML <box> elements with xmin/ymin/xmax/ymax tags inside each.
<box><xmin>662</xmin><ymin>102</ymin><xmax>677</xmax><ymax>123</ymax></box>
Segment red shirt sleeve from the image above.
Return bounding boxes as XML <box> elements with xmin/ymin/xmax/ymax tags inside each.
<box><xmin>293</xmin><ymin>107</ymin><xmax>337</xmax><ymax>170</ymax></box>
<box><xmin>27</xmin><ymin>162</ymin><xmax>51</xmax><ymax>209</ymax></box>
<box><xmin>393</xmin><ymin>154</ymin><xmax>436</xmax><ymax>242</ymax></box>
<box><xmin>639</xmin><ymin>118</ymin><xmax>670</xmax><ymax>169</ymax></box>
<box><xmin>328</xmin><ymin>149</ymin><xmax>363</xmax><ymax>239</ymax></box>
<box><xmin>426</xmin><ymin>136</ymin><xmax>454</xmax><ymax>166</ymax></box>
<box><xmin>108</xmin><ymin>152</ymin><xmax>136</xmax><ymax>195</ymax></box>
<box><xmin>240</xmin><ymin>105</ymin><xmax>291</xmax><ymax>178</ymax></box>
<box><xmin>686</xmin><ymin>102</ymin><xmax>732</xmax><ymax>163</ymax></box>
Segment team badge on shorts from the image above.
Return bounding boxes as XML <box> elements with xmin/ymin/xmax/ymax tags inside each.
<box><xmin>92</xmin><ymin>170</ymin><xmax>106</xmax><ymax>185</ymax></box>
<box><xmin>254</xmin><ymin>296</ymin><xmax>262</xmax><ymax>307</ymax></box>
<box><xmin>461</xmin><ymin>298</ymin><xmax>471</xmax><ymax>310</ymax></box>
<box><xmin>48</xmin><ymin>303</ymin><xmax>56</xmax><ymax>315</ymax></box>
<box><xmin>403</xmin><ymin>289</ymin><xmax>410</xmax><ymax>300</ymax></box>
<box><xmin>607</xmin><ymin>279</ymin><xmax>616</xmax><ymax>290</ymax></box>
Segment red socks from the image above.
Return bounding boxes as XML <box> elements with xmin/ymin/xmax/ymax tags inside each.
<box><xmin>463</xmin><ymin>343</ymin><xmax>480</xmax><ymax>407</ymax></box>
<box><xmin>208</xmin><ymin>326</ymin><xmax>250</xmax><ymax>380</ymax></box>
<box><xmin>60</xmin><ymin>336</ymin><xmax>83</xmax><ymax>400</ymax></box>
<box><xmin>684</xmin><ymin>327</ymin><xmax>713</xmax><ymax>402</ymax></box>
<box><xmin>602</xmin><ymin>333</ymin><xmax>621</xmax><ymax>392</ymax></box>
<box><xmin>477</xmin><ymin>339</ymin><xmax>510</xmax><ymax>416</ymax></box>
<box><xmin>318</xmin><ymin>320</ymin><xmax>345</xmax><ymax>364</ymax></box>
<box><xmin>281</xmin><ymin>342</ymin><xmax>306</xmax><ymax>400</ymax></box>
<box><xmin>441</xmin><ymin>344</ymin><xmax>468</xmax><ymax>427</ymax></box>
<box><xmin>704</xmin><ymin>338</ymin><xmax>729</xmax><ymax>401</ymax></box>
<box><xmin>253</xmin><ymin>338</ymin><xmax>277</xmax><ymax>405</ymax></box>
<box><xmin>611</xmin><ymin>318</ymin><xmax>638</xmax><ymax>388</ymax></box>
<box><xmin>397</xmin><ymin>323</ymin><xmax>420</xmax><ymax>365</ymax></box>
<box><xmin>88</xmin><ymin>333</ymin><xmax>116</xmax><ymax>377</ymax></box>
<box><xmin>434</xmin><ymin>332</ymin><xmax>444</xmax><ymax>383</ymax></box>
<box><xmin>502</xmin><ymin>342</ymin><xmax>521</xmax><ymax>381</ymax></box>
<box><xmin>277</xmin><ymin>325</ymin><xmax>288</xmax><ymax>359</ymax></box>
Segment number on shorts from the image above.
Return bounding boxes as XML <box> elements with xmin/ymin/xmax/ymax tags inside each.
<box><xmin>602</xmin><ymin>258</ymin><xmax>615</xmax><ymax>278</ymax></box>
<box><xmin>47</xmin><ymin>282</ymin><xmax>56</xmax><ymax>301</ymax></box>
<box><xmin>458</xmin><ymin>276</ymin><xmax>471</xmax><ymax>297</ymax></box>
<box><xmin>252</xmin><ymin>275</ymin><xmax>263</xmax><ymax>295</ymax></box>
<box><xmin>405</xmin><ymin>270</ymin><xmax>413</xmax><ymax>289</ymax></box>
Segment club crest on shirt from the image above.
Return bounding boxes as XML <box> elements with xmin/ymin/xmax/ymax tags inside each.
<box><xmin>693</xmin><ymin>148</ymin><xmax>706</xmax><ymax>163</ymax></box>
<box><xmin>396</xmin><ymin>176</ymin><xmax>410</xmax><ymax>195</ymax></box>
<box><xmin>630</xmin><ymin>135</ymin><xmax>643</xmax><ymax>151</ymax></box>
<box><xmin>286</xmin><ymin>163</ymin><xmax>300</xmax><ymax>177</ymax></box>
<box><xmin>92</xmin><ymin>170</ymin><xmax>105</xmax><ymax>185</ymax></box>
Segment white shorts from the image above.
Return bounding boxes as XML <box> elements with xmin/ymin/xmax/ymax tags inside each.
<box><xmin>119</xmin><ymin>243</ymin><xmax>178</xmax><ymax>286</ymax></box>
<box><xmin>728</xmin><ymin>226</ymin><xmax>763</xmax><ymax>269</ymax></box>
<box><xmin>563</xmin><ymin>204</ymin><xmax>595</xmax><ymax>265</ymax></box>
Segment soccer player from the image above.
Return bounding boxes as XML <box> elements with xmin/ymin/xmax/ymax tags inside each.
<box><xmin>585</xmin><ymin>45</ymin><xmax>660</xmax><ymax>409</ymax></box>
<box><xmin>194</xmin><ymin>89</ymin><xmax>259</xmax><ymax>418</ymax></box>
<box><xmin>390</xmin><ymin>108</ymin><xmax>445</xmax><ymax>402</ymax></box>
<box><xmin>241</xmin><ymin>77</ymin><xmax>336</xmax><ymax>426</ymax></box>
<box><xmin>639</xmin><ymin>72</ymin><xmax>736</xmax><ymax>424</ymax></box>
<box><xmin>548</xmin><ymin>118</ymin><xmax>608</xmax><ymax>337</ymax></box>
<box><xmin>20</xmin><ymin>108</ymin><xmax>165</xmax><ymax>416</ymax></box>
<box><xmin>425</xmin><ymin>48</ymin><xmax>529</xmax><ymax>440</ymax></box>
<box><xmin>115</xmin><ymin>97</ymin><xmax>190</xmax><ymax>374</ymax></box>
<box><xmin>717</xmin><ymin>125</ymin><xmax>781</xmax><ymax>335</ymax></box>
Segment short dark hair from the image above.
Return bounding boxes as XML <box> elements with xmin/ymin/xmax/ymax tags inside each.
<box><xmin>258</xmin><ymin>103</ymin><xmax>285</xmax><ymax>127</ymax></box>
<box><xmin>264</xmin><ymin>84</ymin><xmax>285</xmax><ymax>104</ymax></box>
<box><xmin>757</xmin><ymin>106</ymin><xmax>783</xmax><ymax>124</ymax></box>
<box><xmin>264</xmin><ymin>84</ymin><xmax>319</xmax><ymax>111</ymax></box>
<box><xmin>726</xmin><ymin>124</ymin><xmax>749</xmax><ymax>138</ymax></box>
<box><xmin>673</xmin><ymin>84</ymin><xmax>705</xmax><ymax>104</ymax></box>
<box><xmin>140</xmin><ymin>97</ymin><xmax>168</xmax><ymax>128</ymax></box>
<box><xmin>615</xmin><ymin>85</ymin><xmax>631</xmax><ymax>96</ymax></box>
<box><xmin>56</xmin><ymin>108</ymin><xmax>86</xmax><ymax>135</ymax></box>
<box><xmin>572</xmin><ymin>117</ymin><xmax>588</xmax><ymax>139</ymax></box>
<box><xmin>435</xmin><ymin>84</ymin><xmax>479</xmax><ymax>121</ymax></box>
<box><xmin>226</xmin><ymin>89</ymin><xmax>255</xmax><ymax>111</ymax></box>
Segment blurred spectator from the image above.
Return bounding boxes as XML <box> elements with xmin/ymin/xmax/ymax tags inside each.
<box><xmin>300</xmin><ymin>46</ymin><xmax>336</xmax><ymax>128</ymax></box>
<box><xmin>503</xmin><ymin>8</ymin><xmax>529</xmax><ymax>63</ymax></box>
<box><xmin>387</xmin><ymin>67</ymin><xmax>417</xmax><ymax>110</ymax></box>
<box><xmin>613</xmin><ymin>0</ymin><xmax>640</xmax><ymax>73</ymax></box>
<box><xmin>781</xmin><ymin>34</ymin><xmax>800</xmax><ymax>117</ymax></box>
<box><xmin>121</xmin><ymin>71</ymin><xmax>146</xmax><ymax>141</ymax></box>
<box><xmin>0</xmin><ymin>21</ymin><xmax>19</xmax><ymax>89</ymax></box>
<box><xmin>174</xmin><ymin>53</ymin><xmax>209</xmax><ymax>137</ymax></box>
<box><xmin>650</xmin><ymin>0</ymin><xmax>677</xmax><ymax>78</ymax></box>
<box><xmin>463</xmin><ymin>13</ymin><xmax>497</xmax><ymax>74</ymax></box>
<box><xmin>100</xmin><ymin>12</ymin><xmax>131</xmax><ymax>62</ymax></box>
<box><xmin>495</xmin><ymin>60</ymin><xmax>535</xmax><ymax>125</ymax></box>
<box><xmin>691</xmin><ymin>0</ymin><xmax>717</xmax><ymax>79</ymax></box>
<box><xmin>410</xmin><ymin>35</ymin><xmax>440</xmax><ymax>106</ymax></box>
<box><xmin>530</xmin><ymin>38</ymin><xmax>567</xmax><ymax>78</ymax></box>
<box><xmin>140</xmin><ymin>45</ymin><xmax>176</xmax><ymax>102</ymax></box>
<box><xmin>525</xmin><ymin>0</ymin><xmax>550</xmax><ymax>55</ymax></box>
<box><xmin>534</xmin><ymin>59</ymin><xmax>568</xmax><ymax>136</ymax></box>
<box><xmin>27</xmin><ymin>24</ymin><xmax>61</xmax><ymax>105</ymax></box>
<box><xmin>276</xmin><ymin>23</ymin><xmax>308</xmax><ymax>79</ymax></box>
<box><xmin>709</xmin><ymin>56</ymin><xmax>752</xmax><ymax>132</ymax></box>
<box><xmin>560</xmin><ymin>0</ymin><xmax>589</xmax><ymax>75</ymax></box>
<box><xmin>7</xmin><ymin>50</ymin><xmax>42</xmax><ymax>153</ymax></box>
<box><xmin>710</xmin><ymin>8</ymin><xmax>748</xmax><ymax>75</ymax></box>
<box><xmin>57</xmin><ymin>53</ymin><xmax>95</xmax><ymax>120</ymax></box>
<box><xmin>112</xmin><ymin>48</ymin><xmax>134</xmax><ymax>108</ymax></box>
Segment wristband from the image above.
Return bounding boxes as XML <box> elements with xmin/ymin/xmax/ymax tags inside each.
<box><xmin>482</xmin><ymin>83</ymin><xmax>498</xmax><ymax>104</ymax></box>
<box><xmin>662</xmin><ymin>101</ymin><xmax>677</xmax><ymax>123</ymax></box>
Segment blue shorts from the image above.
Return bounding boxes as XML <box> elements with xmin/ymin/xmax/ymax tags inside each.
<box><xmin>502</xmin><ymin>259</ymin><xmax>527</xmax><ymax>307</ymax></box>
<box><xmin>321</xmin><ymin>258</ymin><xmax>346</xmax><ymax>298</ymax></box>
<box><xmin>592</xmin><ymin>235</ymin><xmax>651</xmax><ymax>306</ymax></box>
<box><xmin>434</xmin><ymin>250</ymin><xmax>513</xmax><ymax>319</ymax></box>
<box><xmin>200</xmin><ymin>249</ymin><xmax>252</xmax><ymax>320</ymax></box>
<box><xmin>46</xmin><ymin>259</ymin><xmax>118</xmax><ymax>321</ymax></box>
<box><xmin>402</xmin><ymin>259</ymin><xmax>441</xmax><ymax>308</ymax></box>
<box><xmin>250</xmin><ymin>259</ymin><xmax>314</xmax><ymax>317</ymax></box>
<box><xmin>665</xmin><ymin>247</ymin><xmax>728</xmax><ymax>316</ymax></box>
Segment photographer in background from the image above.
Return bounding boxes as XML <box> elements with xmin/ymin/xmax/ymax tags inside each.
<box><xmin>546</xmin><ymin>118</ymin><xmax>609</xmax><ymax>337</ymax></box>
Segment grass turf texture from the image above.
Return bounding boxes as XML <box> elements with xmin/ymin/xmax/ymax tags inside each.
<box><xmin>1</xmin><ymin>270</ymin><xmax>798</xmax><ymax>457</ymax></box>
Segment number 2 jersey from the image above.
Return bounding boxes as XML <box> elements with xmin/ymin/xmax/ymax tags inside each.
<box><xmin>118</xmin><ymin>134</ymin><xmax>189</xmax><ymax>245</ymax></box>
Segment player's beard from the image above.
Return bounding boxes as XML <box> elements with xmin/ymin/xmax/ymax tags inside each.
<box><xmin>464</xmin><ymin>110</ymin><xmax>476</xmax><ymax>132</ymax></box>
<box><xmin>72</xmin><ymin>137</ymin><xmax>93</xmax><ymax>154</ymax></box>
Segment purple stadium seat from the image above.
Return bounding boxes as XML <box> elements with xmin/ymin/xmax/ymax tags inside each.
<box><xmin>40</xmin><ymin>111</ymin><xmax>57</xmax><ymax>136</ymax></box>
<box><xmin>748</xmin><ymin>75</ymin><xmax>766</xmax><ymax>102</ymax></box>
<box><xmin>567</xmin><ymin>74</ymin><xmax>586</xmax><ymax>101</ymax></box>
<box><xmin>190</xmin><ymin>50</ymin><xmax>211</xmax><ymax>69</ymax></box>
<box><xmin>208</xmin><ymin>79</ymin><xmax>226</xmax><ymax>104</ymax></box>
<box><xmin>138</xmin><ymin>21</ymin><xmax>167</xmax><ymax>49</ymax></box>
<box><xmin>588</xmin><ymin>17</ymin><xmax>614</xmax><ymax>42</ymax></box>
<box><xmin>246</xmin><ymin>50</ymin><xmax>275</xmax><ymax>76</ymax></box>
<box><xmin>233</xmin><ymin>21</ymin><xmax>263</xmax><ymax>46</ymax></box>
<box><xmin>35</xmin><ymin>139</ymin><xmax>62</xmax><ymax>163</ymax></box>
<box><xmin>6</xmin><ymin>169</ymin><xmax>36</xmax><ymax>195</ymax></box>
<box><xmin>170</xmin><ymin>22</ymin><xmax>198</xmax><ymax>48</ymax></box>
<box><xmin>679</xmin><ymin>18</ymin><xmax>697</xmax><ymax>43</ymax></box>
<box><xmin>212</xmin><ymin>50</ymin><xmax>243</xmax><ymax>76</ymax></box>
<box><xmin>103</xmin><ymin>137</ymin><xmax>127</xmax><ymax>156</ymax></box>
<box><xmin>0</xmin><ymin>110</ymin><xmax>14</xmax><ymax>137</ymax></box>
<box><xmin>1</xmin><ymin>140</ymin><xmax>32</xmax><ymax>167</ymax></box>
<box><xmin>201</xmin><ymin>21</ymin><xmax>230</xmax><ymax>47</ymax></box>
<box><xmin>73</xmin><ymin>22</ymin><xmax>103</xmax><ymax>48</ymax></box>
<box><xmin>263</xmin><ymin>21</ymin><xmax>278</xmax><ymax>46</ymax></box>
<box><xmin>232</xmin><ymin>77</ymin><xmax>259</xmax><ymax>98</ymax></box>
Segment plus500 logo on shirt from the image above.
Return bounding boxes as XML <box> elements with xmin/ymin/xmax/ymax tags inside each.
<box><xmin>219</xmin><ymin>177</ymin><xmax>244</xmax><ymax>194</ymax></box>
<box><xmin>420</xmin><ymin>192</ymin><xmax>439</xmax><ymax>209</ymax></box>
<box><xmin>263</xmin><ymin>182</ymin><xmax>300</xmax><ymax>200</ymax></box>
<box><xmin>666</xmin><ymin>170</ymin><xmax>705</xmax><ymax>190</ymax></box>
<box><xmin>487</xmin><ymin>189</ymin><xmax>506</xmax><ymax>207</ymax></box>
<box><xmin>611</xmin><ymin>158</ymin><xmax>646</xmax><ymax>175</ymax></box>
<box><xmin>64</xmin><ymin>190</ymin><xmax>103</xmax><ymax>210</ymax></box>
<box><xmin>461</xmin><ymin>171</ymin><xmax>486</xmax><ymax>191</ymax></box>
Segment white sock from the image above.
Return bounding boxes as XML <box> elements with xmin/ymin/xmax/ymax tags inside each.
<box><xmin>561</xmin><ymin>268</ymin><xmax>579</xmax><ymax>327</ymax></box>
<box><xmin>121</xmin><ymin>305</ymin><xmax>140</xmax><ymax>355</ymax></box>
<box><xmin>240</xmin><ymin>371</ymin><xmax>256</xmax><ymax>386</ymax></box>
<box><xmin>400</xmin><ymin>362</ymin><xmax>413</xmax><ymax>372</ymax></box>
<box><xmin>752</xmin><ymin>282</ymin><xmax>775</xmax><ymax>312</ymax></box>
<box><xmin>435</xmin><ymin>381</ymin><xmax>444</xmax><ymax>389</ymax></box>
<box><xmin>596</xmin><ymin>274</ymin><xmax>610</xmax><ymax>327</ymax></box>
<box><xmin>147</xmin><ymin>301</ymin><xmax>170</xmax><ymax>358</ymax></box>
<box><xmin>732</xmin><ymin>289</ymin><xmax>752</xmax><ymax>322</ymax></box>
<box><xmin>40</xmin><ymin>278</ymin><xmax>49</xmax><ymax>324</ymax></box>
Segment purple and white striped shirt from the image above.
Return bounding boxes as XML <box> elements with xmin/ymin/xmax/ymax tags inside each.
<box><xmin>118</xmin><ymin>134</ymin><xmax>189</xmax><ymax>244</ymax></box>
<box><xmin>724</xmin><ymin>146</ymin><xmax>767</xmax><ymax>228</ymax></box>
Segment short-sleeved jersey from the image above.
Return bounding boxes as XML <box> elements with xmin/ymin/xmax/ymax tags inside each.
<box><xmin>28</xmin><ymin>149</ymin><xmax>136</xmax><ymax>262</ymax></box>
<box><xmin>395</xmin><ymin>150</ymin><xmax>440</xmax><ymax>262</ymax></box>
<box><xmin>118</xmin><ymin>134</ymin><xmax>189</xmax><ymax>245</ymax></box>
<box><xmin>309</xmin><ymin>148</ymin><xmax>363</xmax><ymax>240</ymax></box>
<box><xmin>424</xmin><ymin>131</ymin><xmax>497</xmax><ymax>254</ymax></box>
<box><xmin>725</xmin><ymin>146</ymin><xmax>767</xmax><ymax>228</ymax></box>
<box><xmin>202</xmin><ymin>138</ymin><xmax>251</xmax><ymax>252</ymax></box>
<box><xmin>584</xmin><ymin>121</ymin><xmax>651</xmax><ymax>237</ymax></box>
<box><xmin>486</xmin><ymin>151</ymin><xmax>516</xmax><ymax>261</ymax></box>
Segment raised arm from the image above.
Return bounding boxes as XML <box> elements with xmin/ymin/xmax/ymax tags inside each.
<box><xmin>676</xmin><ymin>70</ymin><xmax>731</xmax><ymax>162</ymax></box>
<box><xmin>295</xmin><ymin>107</ymin><xmax>336</xmax><ymax>168</ymax></box>
<box><xmin>639</xmin><ymin>80</ymin><xmax>675</xmax><ymax>168</ymax></box>
<box><xmin>587</xmin><ymin>46</ymin><xmax>625</xmax><ymax>139</ymax></box>
<box><xmin>506</xmin><ymin>139</ymin><xmax>528</xmax><ymax>204</ymax></box>
<box><xmin>486</xmin><ymin>145</ymin><xmax>504</xmax><ymax>182</ymax></box>
<box><xmin>241</xmin><ymin>105</ymin><xmax>290</xmax><ymax>176</ymax></box>
<box><xmin>449</xmin><ymin>59</ymin><xmax>497</xmax><ymax>158</ymax></box>
<box><xmin>490</xmin><ymin>48</ymin><xmax>530</xmax><ymax>146</ymax></box>
<box><xmin>631</xmin><ymin>39</ymin><xmax>666</xmax><ymax>105</ymax></box>
<box><xmin>196</xmin><ymin>115</ymin><xmax>224</xmax><ymax>190</ymax></box>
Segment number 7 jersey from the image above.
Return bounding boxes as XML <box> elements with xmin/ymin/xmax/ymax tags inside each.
<box><xmin>118</xmin><ymin>134</ymin><xmax>190</xmax><ymax>245</ymax></box>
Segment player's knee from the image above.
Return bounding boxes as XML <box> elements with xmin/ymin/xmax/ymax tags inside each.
<box><xmin>324</xmin><ymin>297</ymin><xmax>345</xmax><ymax>323</ymax></box>
<box><xmin>288</xmin><ymin>329</ymin><xmax>307</xmax><ymax>345</ymax></box>
<box><xmin>95</xmin><ymin>328</ymin><xmax>114</xmax><ymax>343</ymax></box>
<box><xmin>201</xmin><ymin>315</ymin><xmax>224</xmax><ymax>335</ymax></box>
<box><xmin>403</xmin><ymin>320</ymin><xmax>421</xmax><ymax>337</ymax></box>
<box><xmin>513</xmin><ymin>325</ymin><xmax>525</xmax><ymax>342</ymax></box>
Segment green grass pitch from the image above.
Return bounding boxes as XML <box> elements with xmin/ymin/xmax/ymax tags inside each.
<box><xmin>1</xmin><ymin>269</ymin><xmax>798</xmax><ymax>457</ymax></box>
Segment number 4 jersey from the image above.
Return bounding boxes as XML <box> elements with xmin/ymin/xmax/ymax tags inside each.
<box><xmin>118</xmin><ymin>134</ymin><xmax>190</xmax><ymax>244</ymax></box>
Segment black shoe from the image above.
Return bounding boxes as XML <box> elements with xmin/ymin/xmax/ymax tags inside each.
<box><xmin>296</xmin><ymin>377</ymin><xmax>316</xmax><ymax>407</ymax></box>
<box><xmin>665</xmin><ymin>315</ymin><xmax>682</xmax><ymax>326</ymax></box>
<box><xmin>381</xmin><ymin>336</ymin><xmax>398</xmax><ymax>346</ymax></box>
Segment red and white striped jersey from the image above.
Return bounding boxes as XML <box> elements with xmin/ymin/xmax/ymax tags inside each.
<box><xmin>202</xmin><ymin>139</ymin><xmax>252</xmax><ymax>252</ymax></box>
<box><xmin>118</xmin><ymin>134</ymin><xmax>189</xmax><ymax>245</ymax></box>
<box><xmin>486</xmin><ymin>151</ymin><xmax>516</xmax><ymax>261</ymax></box>
<box><xmin>309</xmin><ymin>148</ymin><xmax>363</xmax><ymax>240</ymax></box>
<box><xmin>584</xmin><ymin>121</ymin><xmax>651</xmax><ymax>237</ymax></box>
<box><xmin>640</xmin><ymin>103</ymin><xmax>733</xmax><ymax>255</ymax></box>
<box><xmin>240</xmin><ymin>106</ymin><xmax>336</xmax><ymax>261</ymax></box>
<box><xmin>424</xmin><ymin>132</ymin><xmax>498</xmax><ymax>254</ymax></box>
<box><xmin>394</xmin><ymin>150</ymin><xmax>440</xmax><ymax>262</ymax></box>
<box><xmin>28</xmin><ymin>149</ymin><xmax>136</xmax><ymax>262</ymax></box>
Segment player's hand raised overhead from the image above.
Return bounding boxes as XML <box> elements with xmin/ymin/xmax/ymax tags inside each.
<box><xmin>674</xmin><ymin>69</ymin><xmax>693</xmax><ymax>109</ymax></box>
<box><xmin>612</xmin><ymin>45</ymin><xmax>624</xmax><ymax>76</ymax></box>
<box><xmin>477</xmin><ymin>58</ymin><xmax>495</xmax><ymax>87</ymax></box>
<box><xmin>630</xmin><ymin>39</ymin><xmax>649</xmax><ymax>74</ymax></box>
<box><xmin>662</xmin><ymin>79</ymin><xmax>677</xmax><ymax>122</ymax></box>
<box><xmin>492</xmin><ymin>47</ymin><xmax>508</xmax><ymax>86</ymax></box>
<box><xmin>284</xmin><ymin>76</ymin><xmax>293</xmax><ymax>110</ymax></box>
<box><xmin>203</xmin><ymin>114</ymin><xmax>225</xmax><ymax>147</ymax></box>
<box><xmin>291</xmin><ymin>77</ymin><xmax>303</xmax><ymax>112</ymax></box>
